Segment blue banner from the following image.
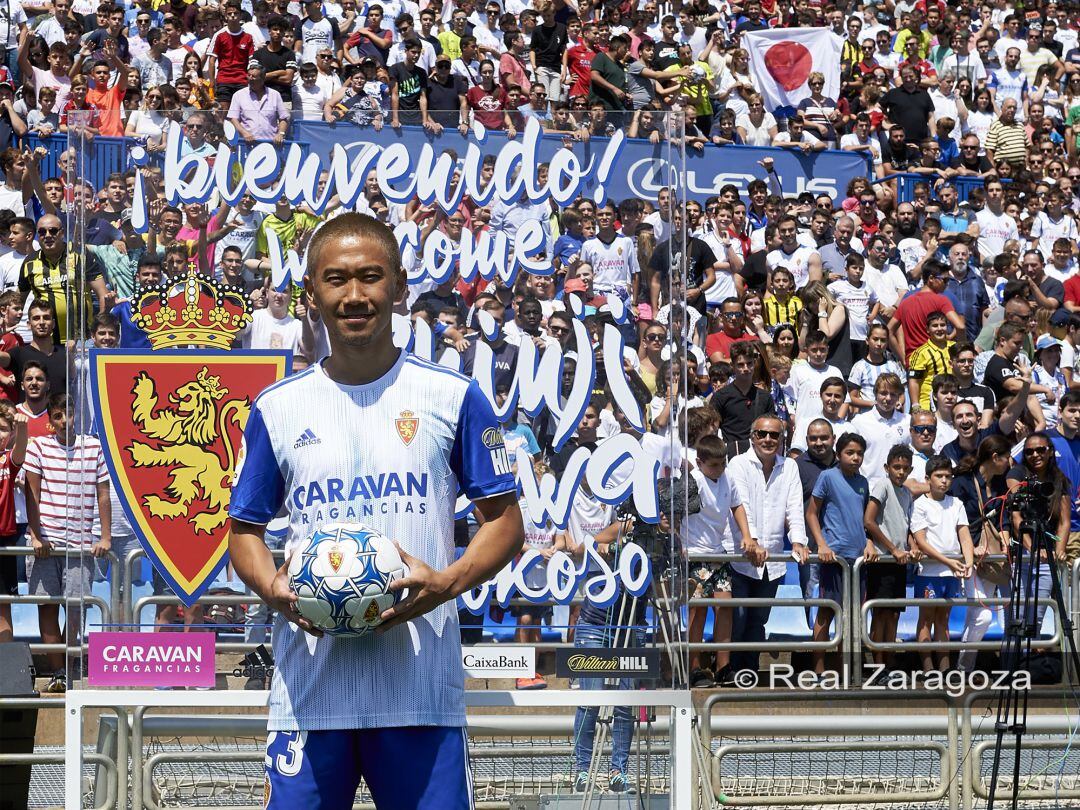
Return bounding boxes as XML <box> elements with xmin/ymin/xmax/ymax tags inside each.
<box><xmin>291</xmin><ymin>121</ymin><xmax>871</xmax><ymax>202</ymax></box>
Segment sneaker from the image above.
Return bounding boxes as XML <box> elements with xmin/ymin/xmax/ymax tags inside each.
<box><xmin>574</xmin><ymin>771</ymin><xmax>589</xmax><ymax>792</ymax></box>
<box><xmin>515</xmin><ymin>676</ymin><xmax>547</xmax><ymax>690</ymax></box>
<box><xmin>46</xmin><ymin>670</ymin><xmax>67</xmax><ymax>694</ymax></box>
<box><xmin>609</xmin><ymin>770</ymin><xmax>629</xmax><ymax>793</ymax></box>
<box><xmin>715</xmin><ymin>664</ymin><xmax>737</xmax><ymax>687</ymax></box>
<box><xmin>867</xmin><ymin>669</ymin><xmax>891</xmax><ymax>688</ymax></box>
<box><xmin>691</xmin><ymin>668</ymin><xmax>715</xmax><ymax>688</ymax></box>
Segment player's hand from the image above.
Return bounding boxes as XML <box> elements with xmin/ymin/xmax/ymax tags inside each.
<box><xmin>379</xmin><ymin>545</ymin><xmax>454</xmax><ymax>632</ymax></box>
<box><xmin>267</xmin><ymin>558</ymin><xmax>323</xmax><ymax>637</ymax></box>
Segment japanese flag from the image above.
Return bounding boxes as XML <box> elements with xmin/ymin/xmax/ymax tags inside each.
<box><xmin>743</xmin><ymin>28</ymin><xmax>842</xmax><ymax>113</ymax></box>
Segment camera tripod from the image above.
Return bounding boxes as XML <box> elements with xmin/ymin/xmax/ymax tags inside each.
<box><xmin>986</xmin><ymin>504</ymin><xmax>1080</xmax><ymax>810</ymax></box>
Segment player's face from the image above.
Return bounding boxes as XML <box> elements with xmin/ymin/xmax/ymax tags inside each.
<box><xmin>305</xmin><ymin>234</ymin><xmax>404</xmax><ymax>350</ymax></box>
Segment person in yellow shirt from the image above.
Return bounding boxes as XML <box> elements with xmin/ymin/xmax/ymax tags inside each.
<box><xmin>763</xmin><ymin>266</ymin><xmax>803</xmax><ymax>333</ymax></box>
<box><xmin>665</xmin><ymin>43</ymin><xmax>713</xmax><ymax>133</ymax></box>
<box><xmin>437</xmin><ymin>10</ymin><xmax>468</xmax><ymax>61</ymax></box>
<box><xmin>892</xmin><ymin>10</ymin><xmax>932</xmax><ymax>59</ymax></box>
<box><xmin>908</xmin><ymin>311</ymin><xmax>953</xmax><ymax>409</ymax></box>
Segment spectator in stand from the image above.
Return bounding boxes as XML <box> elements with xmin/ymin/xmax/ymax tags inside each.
<box><xmin>805</xmin><ymin>432</ymin><xmax>870</xmax><ymax>675</ymax></box>
<box><xmin>228</xmin><ymin>64</ymin><xmax>289</xmax><ymax>144</ymax></box>
<box><xmin>710</xmin><ymin>341</ymin><xmax>775</xmax><ymax>458</ymax></box>
<box><xmin>530</xmin><ymin>3</ymin><xmax>567</xmax><ymax>103</ymax></box>
<box><xmin>728</xmin><ymin>416</ymin><xmax>808</xmax><ymax>676</ymax></box>
<box><xmin>0</xmin><ymin>403</ymin><xmax>26</xmax><ymax>643</ymax></box>
<box><xmin>207</xmin><ymin>0</ymin><xmax>256</xmax><ymax>103</ymax></box>
<box><xmin>684</xmin><ymin>434</ymin><xmax>752</xmax><ymax>688</ymax></box>
<box><xmin>888</xmin><ymin>260</ymin><xmax>964</xmax><ymax>362</ymax></box>
<box><xmin>883</xmin><ymin>65</ymin><xmax>935</xmax><ymax>142</ymax></box>
<box><xmin>863</xmin><ymin>444</ymin><xmax>916</xmax><ymax>679</ymax></box>
<box><xmin>24</xmin><ymin>392</ymin><xmax>111</xmax><ymax>693</ymax></box>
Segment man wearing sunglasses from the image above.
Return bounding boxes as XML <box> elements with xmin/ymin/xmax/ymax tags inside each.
<box><xmin>726</xmin><ymin>416</ymin><xmax>808</xmax><ymax>676</ymax></box>
<box><xmin>18</xmin><ymin>214</ymin><xmax>107</xmax><ymax>345</ymax></box>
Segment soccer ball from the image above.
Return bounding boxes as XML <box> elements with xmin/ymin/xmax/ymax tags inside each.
<box><xmin>287</xmin><ymin>523</ymin><xmax>409</xmax><ymax>637</ymax></box>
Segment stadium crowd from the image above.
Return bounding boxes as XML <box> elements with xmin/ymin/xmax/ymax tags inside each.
<box><xmin>0</xmin><ymin>0</ymin><xmax>1079</xmax><ymax>700</ymax></box>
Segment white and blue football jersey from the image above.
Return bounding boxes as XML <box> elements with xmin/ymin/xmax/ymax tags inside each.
<box><xmin>230</xmin><ymin>350</ymin><xmax>516</xmax><ymax>732</ymax></box>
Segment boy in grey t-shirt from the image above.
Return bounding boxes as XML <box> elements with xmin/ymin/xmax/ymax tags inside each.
<box><xmin>864</xmin><ymin>444</ymin><xmax>917</xmax><ymax>681</ymax></box>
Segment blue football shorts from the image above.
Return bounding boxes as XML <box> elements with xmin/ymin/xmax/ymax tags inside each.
<box><xmin>264</xmin><ymin>726</ymin><xmax>474</xmax><ymax>810</ymax></box>
<box><xmin>913</xmin><ymin>575</ymin><xmax>963</xmax><ymax>600</ymax></box>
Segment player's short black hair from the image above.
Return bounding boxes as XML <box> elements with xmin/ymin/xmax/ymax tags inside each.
<box><xmin>306</xmin><ymin>213</ymin><xmax>401</xmax><ymax>283</ymax></box>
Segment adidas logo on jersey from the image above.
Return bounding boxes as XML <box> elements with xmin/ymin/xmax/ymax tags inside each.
<box><xmin>293</xmin><ymin>429</ymin><xmax>321</xmax><ymax>448</ymax></box>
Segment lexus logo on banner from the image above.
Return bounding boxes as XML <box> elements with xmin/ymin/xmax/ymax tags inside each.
<box><xmin>556</xmin><ymin>649</ymin><xmax>660</xmax><ymax>680</ymax></box>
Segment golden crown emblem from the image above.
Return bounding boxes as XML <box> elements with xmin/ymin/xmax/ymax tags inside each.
<box><xmin>131</xmin><ymin>267</ymin><xmax>253</xmax><ymax>350</ymax></box>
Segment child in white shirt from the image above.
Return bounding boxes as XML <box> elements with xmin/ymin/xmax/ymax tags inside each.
<box><xmin>911</xmin><ymin>455</ymin><xmax>974</xmax><ymax>673</ymax></box>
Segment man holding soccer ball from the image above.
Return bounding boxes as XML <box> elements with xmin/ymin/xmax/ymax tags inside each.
<box><xmin>228</xmin><ymin>213</ymin><xmax>524</xmax><ymax>810</ymax></box>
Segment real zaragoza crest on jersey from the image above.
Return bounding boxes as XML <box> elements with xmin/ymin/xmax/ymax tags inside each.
<box><xmin>89</xmin><ymin>268</ymin><xmax>289</xmax><ymax>606</ymax></box>
<box><xmin>395</xmin><ymin>410</ymin><xmax>419</xmax><ymax>445</ymax></box>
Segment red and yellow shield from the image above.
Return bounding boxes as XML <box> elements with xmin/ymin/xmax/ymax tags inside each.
<box><xmin>395</xmin><ymin>410</ymin><xmax>419</xmax><ymax>446</ymax></box>
<box><xmin>90</xmin><ymin>349</ymin><xmax>289</xmax><ymax>606</ymax></box>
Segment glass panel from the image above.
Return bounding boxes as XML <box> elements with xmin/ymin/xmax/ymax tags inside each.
<box><xmin>60</xmin><ymin>105</ymin><xmax>689</xmax><ymax>807</ymax></box>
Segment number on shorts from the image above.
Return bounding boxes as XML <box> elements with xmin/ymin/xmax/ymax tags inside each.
<box><xmin>266</xmin><ymin>730</ymin><xmax>306</xmax><ymax>777</ymax></box>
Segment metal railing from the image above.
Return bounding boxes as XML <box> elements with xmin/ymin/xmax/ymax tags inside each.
<box><xmin>0</xmin><ymin>545</ymin><xmax>121</xmax><ymax>623</ymax></box>
<box><xmin>873</xmin><ymin>172</ymin><xmax>1006</xmax><ymax>203</ymax></box>
<box><xmin>687</xmin><ymin>553</ymin><xmax>849</xmax><ymax>656</ymax></box>
<box><xmin>0</xmin><ymin>696</ymin><xmax>129</xmax><ymax>810</ymax></box>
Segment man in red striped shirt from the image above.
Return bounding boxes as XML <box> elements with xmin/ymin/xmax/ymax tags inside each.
<box><xmin>24</xmin><ymin>392</ymin><xmax>110</xmax><ymax>693</ymax></box>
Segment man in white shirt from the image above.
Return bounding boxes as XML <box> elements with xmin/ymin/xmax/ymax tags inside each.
<box><xmin>1030</xmin><ymin>188</ymin><xmax>1079</xmax><ymax>260</ymax></box>
<box><xmin>579</xmin><ymin>203</ymin><xmax>639</xmax><ymax>300</ymax></box>
<box><xmin>863</xmin><ymin>234</ymin><xmax>909</xmax><ymax>316</ymax></box>
<box><xmin>989</xmin><ymin>47</ymin><xmax>1029</xmax><ymax>119</ymax></box>
<box><xmin>993</xmin><ymin>15</ymin><xmax>1025</xmax><ymax>62</ymax></box>
<box><xmin>941</xmin><ymin>29</ymin><xmax>987</xmax><ymax>88</ymax></box>
<box><xmin>387</xmin><ymin>14</ymin><xmax>435</xmax><ymax>71</ymax></box>
<box><xmin>766</xmin><ymin>215</ymin><xmax>823</xmax><ymax>290</ymax></box>
<box><xmin>643</xmin><ymin>187</ymin><xmax>672</xmax><ymax>243</ymax></box>
<box><xmin>975</xmin><ymin>178</ymin><xmax>1019</xmax><ymax>261</ymax></box>
<box><xmin>242</xmin><ymin>281</ymin><xmax>303</xmax><ymax>357</ymax></box>
<box><xmin>850</xmin><ymin>373</ymin><xmax>910</xmax><ymax>486</ymax></box>
<box><xmin>726</xmin><ymin>416</ymin><xmax>809</xmax><ymax>675</ymax></box>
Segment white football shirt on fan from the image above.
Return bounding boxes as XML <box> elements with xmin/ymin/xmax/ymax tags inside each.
<box><xmin>230</xmin><ymin>351</ymin><xmax>516</xmax><ymax>731</ymax></box>
<box><xmin>579</xmin><ymin>233</ymin><xmax>640</xmax><ymax>293</ymax></box>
